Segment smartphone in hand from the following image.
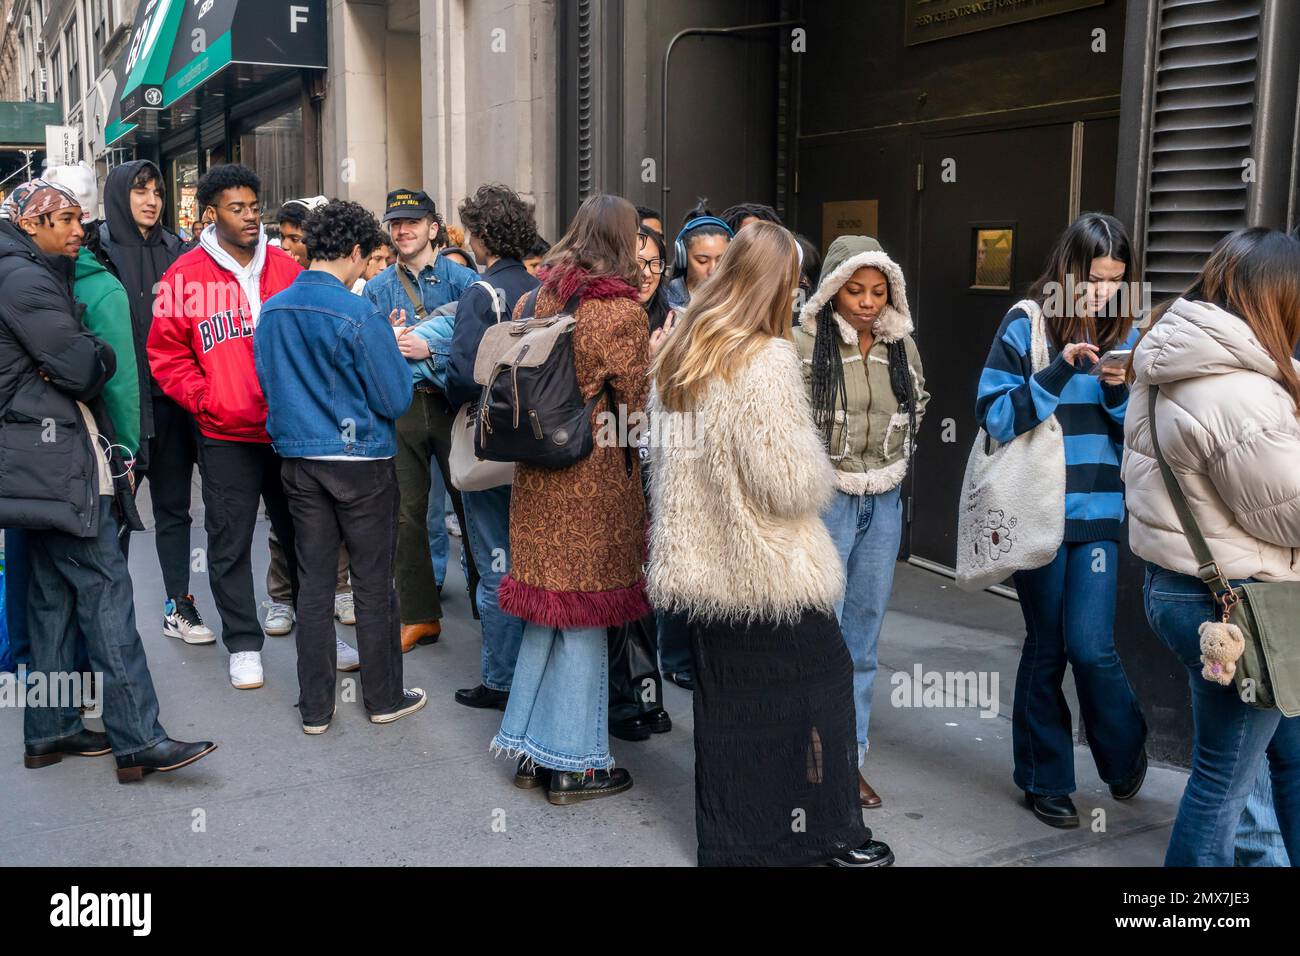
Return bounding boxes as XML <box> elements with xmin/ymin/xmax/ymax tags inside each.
<box><xmin>1090</xmin><ymin>349</ymin><xmax>1131</xmax><ymax>375</ymax></box>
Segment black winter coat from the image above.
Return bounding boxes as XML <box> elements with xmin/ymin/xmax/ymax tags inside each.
<box><xmin>0</xmin><ymin>221</ymin><xmax>142</xmax><ymax>537</ymax></box>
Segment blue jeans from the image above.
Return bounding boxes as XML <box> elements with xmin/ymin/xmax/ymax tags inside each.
<box><xmin>822</xmin><ymin>485</ymin><xmax>903</xmax><ymax>765</ymax></box>
<box><xmin>5</xmin><ymin>528</ymin><xmax>91</xmax><ymax>674</ymax></box>
<box><xmin>1144</xmin><ymin>564</ymin><xmax>1300</xmax><ymax>866</ymax></box>
<box><xmin>461</xmin><ymin>485</ymin><xmax>524</xmax><ymax>691</ymax></box>
<box><xmin>1237</xmin><ymin>756</ymin><xmax>1291</xmax><ymax>866</ymax></box>
<box><xmin>426</xmin><ymin>469</ymin><xmax>450</xmax><ymax>588</ymax></box>
<box><xmin>491</xmin><ymin>621</ymin><xmax>611</xmax><ymax>771</ymax></box>
<box><xmin>1012</xmin><ymin>541</ymin><xmax>1147</xmax><ymax>796</ymax></box>
<box><xmin>23</xmin><ymin>497</ymin><xmax>168</xmax><ymax>757</ymax></box>
<box><xmin>3</xmin><ymin>527</ymin><xmax>31</xmax><ymax>667</ymax></box>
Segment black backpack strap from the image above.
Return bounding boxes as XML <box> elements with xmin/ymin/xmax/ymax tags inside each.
<box><xmin>520</xmin><ymin>288</ymin><xmax>541</xmax><ymax>320</ymax></box>
<box><xmin>887</xmin><ymin>338</ymin><xmax>919</xmax><ymax>469</ymax></box>
<box><xmin>579</xmin><ymin>379</ymin><xmax>634</xmax><ymax>478</ymax></box>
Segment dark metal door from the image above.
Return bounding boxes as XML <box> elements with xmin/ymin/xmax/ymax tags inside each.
<box><xmin>908</xmin><ymin>123</ymin><xmax>1076</xmax><ymax>568</ymax></box>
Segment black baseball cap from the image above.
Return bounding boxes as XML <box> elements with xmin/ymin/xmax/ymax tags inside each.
<box><xmin>384</xmin><ymin>188</ymin><xmax>437</xmax><ymax>223</ymax></box>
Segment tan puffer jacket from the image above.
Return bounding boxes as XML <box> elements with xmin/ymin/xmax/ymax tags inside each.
<box><xmin>1123</xmin><ymin>297</ymin><xmax>1300</xmax><ymax>581</ymax></box>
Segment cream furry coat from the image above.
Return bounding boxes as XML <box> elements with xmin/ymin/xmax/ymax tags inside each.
<box><xmin>647</xmin><ymin>336</ymin><xmax>845</xmax><ymax>623</ymax></box>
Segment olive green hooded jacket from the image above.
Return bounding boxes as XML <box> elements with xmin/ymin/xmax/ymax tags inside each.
<box><xmin>794</xmin><ymin>235</ymin><xmax>928</xmax><ymax>496</ymax></box>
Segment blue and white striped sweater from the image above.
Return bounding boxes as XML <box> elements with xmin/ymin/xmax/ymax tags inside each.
<box><xmin>975</xmin><ymin>307</ymin><xmax>1138</xmax><ymax>543</ymax></box>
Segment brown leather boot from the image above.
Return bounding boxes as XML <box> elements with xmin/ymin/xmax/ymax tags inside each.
<box><xmin>400</xmin><ymin>620</ymin><xmax>441</xmax><ymax>653</ymax></box>
<box><xmin>858</xmin><ymin>773</ymin><xmax>882</xmax><ymax>809</ymax></box>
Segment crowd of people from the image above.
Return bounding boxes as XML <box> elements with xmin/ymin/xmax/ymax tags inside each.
<box><xmin>1</xmin><ymin>155</ymin><xmax>1298</xmax><ymax>867</ymax></box>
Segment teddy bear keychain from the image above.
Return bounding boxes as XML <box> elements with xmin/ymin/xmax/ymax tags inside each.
<box><xmin>1199</xmin><ymin>589</ymin><xmax>1246</xmax><ymax>686</ymax></box>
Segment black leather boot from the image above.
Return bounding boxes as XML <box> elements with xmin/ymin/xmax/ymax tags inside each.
<box><xmin>454</xmin><ymin>684</ymin><xmax>509</xmax><ymax>710</ymax></box>
<box><xmin>644</xmin><ymin>708</ymin><xmax>672</xmax><ymax>734</ymax></box>
<box><xmin>1024</xmin><ymin>791</ymin><xmax>1080</xmax><ymax>828</ymax></box>
<box><xmin>115</xmin><ymin>739</ymin><xmax>217</xmax><ymax>783</ymax></box>
<box><xmin>1110</xmin><ymin>752</ymin><xmax>1148</xmax><ymax>801</ymax></box>
<box><xmin>514</xmin><ymin>756</ymin><xmax>552</xmax><ymax>790</ymax></box>
<box><xmin>24</xmin><ymin>729</ymin><xmax>112</xmax><ymax>769</ymax></box>
<box><xmin>828</xmin><ymin>830</ymin><xmax>895</xmax><ymax>867</ymax></box>
<box><xmin>609</xmin><ymin>714</ymin><xmax>651</xmax><ymax>742</ymax></box>
<box><xmin>547</xmin><ymin>768</ymin><xmax>633</xmax><ymax>805</ymax></box>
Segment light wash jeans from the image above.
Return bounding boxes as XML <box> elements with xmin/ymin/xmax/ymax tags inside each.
<box><xmin>426</xmin><ymin>470</ymin><xmax>450</xmax><ymax>588</ymax></box>
<box><xmin>1236</xmin><ymin>756</ymin><xmax>1292</xmax><ymax>866</ymax></box>
<box><xmin>491</xmin><ymin>621</ymin><xmax>611</xmax><ymax>771</ymax></box>
<box><xmin>461</xmin><ymin>484</ymin><xmax>524</xmax><ymax>691</ymax></box>
<box><xmin>822</xmin><ymin>484</ymin><xmax>903</xmax><ymax>767</ymax></box>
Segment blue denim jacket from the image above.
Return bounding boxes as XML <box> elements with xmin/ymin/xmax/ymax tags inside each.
<box><xmin>364</xmin><ymin>254</ymin><xmax>477</xmax><ymax>388</ymax></box>
<box><xmin>255</xmin><ymin>270</ymin><xmax>414</xmax><ymax>458</ymax></box>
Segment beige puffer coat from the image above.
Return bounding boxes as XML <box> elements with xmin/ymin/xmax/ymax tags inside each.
<box><xmin>1122</xmin><ymin>297</ymin><xmax>1300</xmax><ymax>581</ymax></box>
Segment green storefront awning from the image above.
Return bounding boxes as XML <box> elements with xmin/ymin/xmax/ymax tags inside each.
<box><xmin>107</xmin><ymin>0</ymin><xmax>327</xmax><ymax>147</ymax></box>
<box><xmin>101</xmin><ymin>44</ymin><xmax>135</xmax><ymax>149</ymax></box>
<box><xmin>0</xmin><ymin>102</ymin><xmax>65</xmax><ymax>146</ymax></box>
<box><xmin>119</xmin><ymin>0</ymin><xmax>186</xmax><ymax>123</ymax></box>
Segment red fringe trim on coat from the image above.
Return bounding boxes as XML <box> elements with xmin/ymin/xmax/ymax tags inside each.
<box><xmin>499</xmin><ymin>574</ymin><xmax>651</xmax><ymax>630</ymax></box>
<box><xmin>537</xmin><ymin>264</ymin><xmax>639</xmax><ymax>304</ymax></box>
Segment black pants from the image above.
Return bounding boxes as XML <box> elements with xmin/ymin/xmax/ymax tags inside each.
<box><xmin>127</xmin><ymin>395</ymin><xmax>200</xmax><ymax>600</ymax></box>
<box><xmin>196</xmin><ymin>436</ymin><xmax>298</xmax><ymax>652</ymax></box>
<box><xmin>394</xmin><ymin>389</ymin><xmax>478</xmax><ymax>623</ymax></box>
<box><xmin>281</xmin><ymin>458</ymin><xmax>404</xmax><ymax>721</ymax></box>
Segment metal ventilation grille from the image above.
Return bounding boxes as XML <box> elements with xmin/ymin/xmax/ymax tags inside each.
<box><xmin>1144</xmin><ymin>0</ymin><xmax>1261</xmax><ymax>297</ymax></box>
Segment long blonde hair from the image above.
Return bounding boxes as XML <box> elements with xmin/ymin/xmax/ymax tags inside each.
<box><xmin>652</xmin><ymin>221</ymin><xmax>800</xmax><ymax>412</ymax></box>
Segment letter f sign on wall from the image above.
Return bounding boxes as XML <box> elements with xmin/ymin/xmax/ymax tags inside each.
<box><xmin>290</xmin><ymin>5</ymin><xmax>309</xmax><ymax>33</ymax></box>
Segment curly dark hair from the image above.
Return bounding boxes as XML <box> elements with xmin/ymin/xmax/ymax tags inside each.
<box><xmin>525</xmin><ymin>235</ymin><xmax>551</xmax><ymax>259</ymax></box>
<box><xmin>277</xmin><ymin>201</ymin><xmax>310</xmax><ymax>227</ymax></box>
<box><xmin>721</xmin><ymin>202</ymin><xmax>782</xmax><ymax>232</ymax></box>
<box><xmin>196</xmin><ymin>163</ymin><xmax>261</xmax><ymax>210</ymax></box>
<box><xmin>457</xmin><ymin>184</ymin><xmax>539</xmax><ymax>261</ymax></box>
<box><xmin>303</xmin><ymin>199</ymin><xmax>386</xmax><ymax>263</ymax></box>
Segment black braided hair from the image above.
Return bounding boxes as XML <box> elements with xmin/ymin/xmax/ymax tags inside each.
<box><xmin>888</xmin><ymin>338</ymin><xmax>918</xmax><ymax>467</ymax></box>
<box><xmin>809</xmin><ymin>301</ymin><xmax>847</xmax><ymax>450</ymax></box>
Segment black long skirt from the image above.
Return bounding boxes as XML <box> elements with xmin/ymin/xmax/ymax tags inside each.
<box><xmin>690</xmin><ymin>607</ymin><xmax>868</xmax><ymax>866</ymax></box>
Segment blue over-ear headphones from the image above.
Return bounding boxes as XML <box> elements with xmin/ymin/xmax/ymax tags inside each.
<box><xmin>673</xmin><ymin>216</ymin><xmax>734</xmax><ymax>276</ymax></box>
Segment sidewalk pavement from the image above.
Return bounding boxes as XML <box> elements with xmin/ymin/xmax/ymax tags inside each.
<box><xmin>0</xmin><ymin>485</ymin><xmax>1184</xmax><ymax>866</ymax></box>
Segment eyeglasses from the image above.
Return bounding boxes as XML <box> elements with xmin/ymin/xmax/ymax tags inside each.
<box><xmin>638</xmin><ymin>257</ymin><xmax>665</xmax><ymax>275</ymax></box>
<box><xmin>219</xmin><ymin>202</ymin><xmax>262</xmax><ymax>219</ymax></box>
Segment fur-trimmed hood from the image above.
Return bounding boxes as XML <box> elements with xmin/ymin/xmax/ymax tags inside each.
<box><xmin>798</xmin><ymin>235</ymin><xmax>912</xmax><ymax>344</ymax></box>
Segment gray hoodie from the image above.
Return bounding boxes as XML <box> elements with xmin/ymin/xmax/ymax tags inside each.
<box><xmin>200</xmin><ymin>223</ymin><xmax>269</xmax><ymax>325</ymax></box>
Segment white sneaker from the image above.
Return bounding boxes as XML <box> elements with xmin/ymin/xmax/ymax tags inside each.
<box><xmin>262</xmin><ymin>601</ymin><xmax>295</xmax><ymax>636</ymax></box>
<box><xmin>445</xmin><ymin>512</ymin><xmax>462</xmax><ymax>537</ymax></box>
<box><xmin>162</xmin><ymin>595</ymin><xmax>216</xmax><ymax>645</ymax></box>
<box><xmin>334</xmin><ymin>592</ymin><xmax>356</xmax><ymax>625</ymax></box>
<box><xmin>336</xmin><ymin>638</ymin><xmax>361</xmax><ymax>672</ymax></box>
<box><xmin>229</xmin><ymin>651</ymin><xmax>264</xmax><ymax>689</ymax></box>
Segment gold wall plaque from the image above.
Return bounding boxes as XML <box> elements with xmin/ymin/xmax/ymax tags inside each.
<box><xmin>822</xmin><ymin>200</ymin><xmax>880</xmax><ymax>253</ymax></box>
<box><xmin>906</xmin><ymin>0</ymin><xmax>1105</xmax><ymax>46</ymax></box>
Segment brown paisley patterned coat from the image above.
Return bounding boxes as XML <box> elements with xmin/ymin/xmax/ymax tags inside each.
<box><xmin>497</xmin><ymin>265</ymin><xmax>651</xmax><ymax>629</ymax></box>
